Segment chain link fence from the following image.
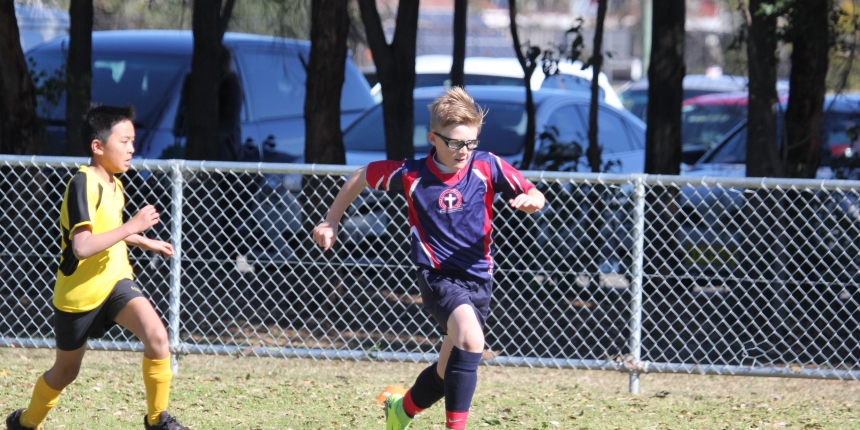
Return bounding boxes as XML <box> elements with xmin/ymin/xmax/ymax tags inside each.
<box><xmin>1</xmin><ymin>155</ymin><xmax>858</xmax><ymax>393</ymax></box>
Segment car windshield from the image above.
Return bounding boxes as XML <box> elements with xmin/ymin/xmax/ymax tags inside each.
<box><xmin>27</xmin><ymin>49</ymin><xmax>187</xmax><ymax>129</ymax></box>
<box><xmin>682</xmin><ymin>103</ymin><xmax>747</xmax><ymax>150</ymax></box>
<box><xmin>344</xmin><ymin>99</ymin><xmax>527</xmax><ymax>156</ymax></box>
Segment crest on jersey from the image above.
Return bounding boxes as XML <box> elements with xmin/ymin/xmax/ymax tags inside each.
<box><xmin>438</xmin><ymin>189</ymin><xmax>464</xmax><ymax>213</ymax></box>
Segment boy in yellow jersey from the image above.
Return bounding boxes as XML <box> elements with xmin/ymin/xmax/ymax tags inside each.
<box><xmin>5</xmin><ymin>105</ymin><xmax>189</xmax><ymax>430</ymax></box>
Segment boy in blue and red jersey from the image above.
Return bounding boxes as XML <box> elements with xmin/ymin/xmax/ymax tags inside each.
<box><xmin>312</xmin><ymin>87</ymin><xmax>545</xmax><ymax>429</ymax></box>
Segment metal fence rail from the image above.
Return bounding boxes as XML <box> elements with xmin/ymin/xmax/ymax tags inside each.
<box><xmin>1</xmin><ymin>155</ymin><xmax>858</xmax><ymax>393</ymax></box>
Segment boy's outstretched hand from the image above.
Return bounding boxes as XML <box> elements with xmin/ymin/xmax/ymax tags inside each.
<box><xmin>508</xmin><ymin>192</ymin><xmax>544</xmax><ymax>214</ymax></box>
<box><xmin>312</xmin><ymin>220</ymin><xmax>339</xmax><ymax>251</ymax></box>
<box><xmin>140</xmin><ymin>239</ymin><xmax>175</xmax><ymax>258</ymax></box>
<box><xmin>128</xmin><ymin>204</ymin><xmax>160</xmax><ymax>234</ymax></box>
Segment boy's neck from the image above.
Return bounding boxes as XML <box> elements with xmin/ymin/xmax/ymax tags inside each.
<box><xmin>433</xmin><ymin>153</ymin><xmax>459</xmax><ymax>174</ymax></box>
<box><xmin>87</xmin><ymin>163</ymin><xmax>116</xmax><ymax>188</ymax></box>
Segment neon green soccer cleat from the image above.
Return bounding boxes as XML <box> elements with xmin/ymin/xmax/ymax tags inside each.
<box><xmin>384</xmin><ymin>393</ymin><xmax>413</xmax><ymax>430</ymax></box>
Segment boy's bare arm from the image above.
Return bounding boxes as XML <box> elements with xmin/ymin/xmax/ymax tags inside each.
<box><xmin>508</xmin><ymin>188</ymin><xmax>546</xmax><ymax>214</ymax></box>
<box><xmin>71</xmin><ymin>204</ymin><xmax>160</xmax><ymax>260</ymax></box>
<box><xmin>312</xmin><ymin>166</ymin><xmax>368</xmax><ymax>251</ymax></box>
<box><xmin>125</xmin><ymin>234</ymin><xmax>175</xmax><ymax>258</ymax></box>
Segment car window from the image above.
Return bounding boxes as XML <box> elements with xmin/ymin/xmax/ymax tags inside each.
<box><xmin>239</xmin><ymin>50</ymin><xmax>306</xmax><ymax>120</ymax></box>
<box><xmin>706</xmin><ymin>127</ymin><xmax>747</xmax><ymax>164</ymax></box>
<box><xmin>544</xmin><ymin>105</ymin><xmax>587</xmax><ymax>148</ymax></box>
<box><xmin>27</xmin><ymin>50</ymin><xmax>187</xmax><ymax>128</ymax></box>
<box><xmin>540</xmin><ymin>74</ymin><xmax>604</xmax><ymax>99</ymax></box>
<box><xmin>238</xmin><ymin>49</ymin><xmax>373</xmax><ymax>122</ymax></box>
<box><xmin>572</xmin><ymin>105</ymin><xmax>638</xmax><ymax>153</ymax></box>
<box><xmin>415</xmin><ymin>73</ymin><xmax>525</xmax><ymax>88</ymax></box>
<box><xmin>619</xmin><ymin>89</ymin><xmax>647</xmax><ymax>120</ymax></box>
<box><xmin>344</xmin><ymin>100</ymin><xmax>527</xmax><ymax>156</ymax></box>
<box><xmin>682</xmin><ymin>103</ymin><xmax>747</xmax><ymax>150</ymax></box>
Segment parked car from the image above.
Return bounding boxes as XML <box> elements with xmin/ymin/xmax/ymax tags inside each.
<box><xmin>688</xmin><ymin>93</ymin><xmax>860</xmax><ymax>179</ymax></box>
<box><xmin>680</xmin><ymin>93</ymin><xmax>860</xmax><ymax>282</ymax></box>
<box><xmin>369</xmin><ymin>55</ymin><xmax>624</xmax><ymax>110</ymax></box>
<box><xmin>346</xmin><ymin>85</ymin><xmax>644</xmax><ymax>172</ymax></box>
<box><xmin>25</xmin><ymin>30</ymin><xmax>375</xmax><ymax>161</ymax></box>
<box><xmin>618</xmin><ymin>68</ymin><xmax>788</xmax><ymax>121</ymax></box>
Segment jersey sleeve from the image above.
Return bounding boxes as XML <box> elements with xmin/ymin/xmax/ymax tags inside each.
<box><xmin>365</xmin><ymin>160</ymin><xmax>406</xmax><ymax>192</ymax></box>
<box><xmin>489</xmin><ymin>153</ymin><xmax>536</xmax><ymax>200</ymax></box>
<box><xmin>65</xmin><ymin>172</ymin><xmax>97</xmax><ymax>232</ymax></box>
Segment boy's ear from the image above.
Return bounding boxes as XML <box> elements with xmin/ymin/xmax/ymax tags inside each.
<box><xmin>90</xmin><ymin>139</ymin><xmax>104</xmax><ymax>155</ymax></box>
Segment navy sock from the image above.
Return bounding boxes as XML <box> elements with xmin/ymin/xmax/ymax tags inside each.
<box><xmin>444</xmin><ymin>347</ymin><xmax>482</xmax><ymax>413</ymax></box>
<box><xmin>407</xmin><ymin>362</ymin><xmax>446</xmax><ymax>411</ymax></box>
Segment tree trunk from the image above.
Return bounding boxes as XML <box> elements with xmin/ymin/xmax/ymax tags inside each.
<box><xmin>65</xmin><ymin>0</ymin><xmax>93</xmax><ymax>157</ymax></box>
<box><xmin>304</xmin><ymin>0</ymin><xmax>350</xmax><ymax>320</ymax></box>
<box><xmin>450</xmin><ymin>0</ymin><xmax>467</xmax><ymax>88</ymax></box>
<box><xmin>745</xmin><ymin>0</ymin><xmax>781</xmax><ymax>177</ymax></box>
<box><xmin>784</xmin><ymin>0</ymin><xmax>829</xmax><ymax>178</ymax></box>
<box><xmin>743</xmin><ymin>0</ymin><xmax>788</xmax><ymax>362</ymax></box>
<box><xmin>508</xmin><ymin>0</ymin><xmax>537</xmax><ymax>169</ymax></box>
<box><xmin>0</xmin><ymin>1</ymin><xmax>45</xmax><ymax>155</ymax></box>
<box><xmin>644</xmin><ymin>0</ymin><xmax>684</xmax><ymax>175</ymax></box>
<box><xmin>357</xmin><ymin>0</ymin><xmax>418</xmax><ymax>161</ymax></box>
<box><xmin>586</xmin><ymin>0</ymin><xmax>609</xmax><ymax>173</ymax></box>
<box><xmin>642</xmin><ymin>0</ymin><xmax>684</xmax><ymax>330</ymax></box>
<box><xmin>304</xmin><ymin>0</ymin><xmax>348</xmax><ymax>165</ymax></box>
<box><xmin>185</xmin><ymin>0</ymin><xmax>222</xmax><ymax>161</ymax></box>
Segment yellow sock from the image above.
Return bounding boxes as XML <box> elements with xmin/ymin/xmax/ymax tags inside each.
<box><xmin>20</xmin><ymin>375</ymin><xmax>63</xmax><ymax>429</ymax></box>
<box><xmin>142</xmin><ymin>355</ymin><xmax>173</xmax><ymax>425</ymax></box>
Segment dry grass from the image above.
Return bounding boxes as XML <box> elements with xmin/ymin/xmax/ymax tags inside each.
<box><xmin>1</xmin><ymin>347</ymin><xmax>858</xmax><ymax>429</ymax></box>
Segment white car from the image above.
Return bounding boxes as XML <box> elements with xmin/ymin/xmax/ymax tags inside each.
<box><xmin>370</xmin><ymin>54</ymin><xmax>624</xmax><ymax>110</ymax></box>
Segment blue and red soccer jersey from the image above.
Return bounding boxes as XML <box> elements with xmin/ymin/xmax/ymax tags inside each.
<box><xmin>365</xmin><ymin>149</ymin><xmax>535</xmax><ymax>281</ymax></box>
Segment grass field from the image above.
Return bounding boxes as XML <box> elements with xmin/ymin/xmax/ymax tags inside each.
<box><xmin>1</xmin><ymin>348</ymin><xmax>857</xmax><ymax>429</ymax></box>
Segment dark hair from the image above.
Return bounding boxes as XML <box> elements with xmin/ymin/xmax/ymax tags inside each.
<box><xmin>80</xmin><ymin>104</ymin><xmax>136</xmax><ymax>156</ymax></box>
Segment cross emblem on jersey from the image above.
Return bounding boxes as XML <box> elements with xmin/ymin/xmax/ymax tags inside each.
<box><xmin>438</xmin><ymin>188</ymin><xmax>464</xmax><ymax>213</ymax></box>
<box><xmin>444</xmin><ymin>193</ymin><xmax>457</xmax><ymax>208</ymax></box>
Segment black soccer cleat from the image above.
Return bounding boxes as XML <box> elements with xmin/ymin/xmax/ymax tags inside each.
<box><xmin>5</xmin><ymin>409</ymin><xmax>35</xmax><ymax>430</ymax></box>
<box><xmin>144</xmin><ymin>411</ymin><xmax>190</xmax><ymax>430</ymax></box>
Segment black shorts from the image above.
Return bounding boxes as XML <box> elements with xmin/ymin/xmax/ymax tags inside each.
<box><xmin>54</xmin><ymin>279</ymin><xmax>146</xmax><ymax>351</ymax></box>
<box><xmin>416</xmin><ymin>268</ymin><xmax>493</xmax><ymax>335</ymax></box>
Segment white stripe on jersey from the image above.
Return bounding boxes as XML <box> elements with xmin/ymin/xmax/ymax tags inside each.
<box><xmin>472</xmin><ymin>168</ymin><xmax>488</xmax><ymax>189</ymax></box>
<box><xmin>491</xmin><ymin>153</ymin><xmax>518</xmax><ymax>193</ymax></box>
<box><xmin>411</xmin><ymin>225</ymin><xmax>436</xmax><ymax>264</ymax></box>
<box><xmin>408</xmin><ymin>176</ymin><xmax>421</xmax><ymax>197</ymax></box>
<box><xmin>386</xmin><ymin>166</ymin><xmax>403</xmax><ymax>191</ymax></box>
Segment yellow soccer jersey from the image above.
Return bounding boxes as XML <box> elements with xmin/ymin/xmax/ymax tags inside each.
<box><xmin>54</xmin><ymin>165</ymin><xmax>134</xmax><ymax>312</ymax></box>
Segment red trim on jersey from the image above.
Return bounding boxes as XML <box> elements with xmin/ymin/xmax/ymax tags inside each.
<box><xmin>365</xmin><ymin>160</ymin><xmax>404</xmax><ymax>191</ymax></box>
<box><xmin>491</xmin><ymin>153</ymin><xmax>535</xmax><ymax>194</ymax></box>
<box><xmin>403</xmin><ymin>169</ymin><xmax>441</xmax><ymax>269</ymax></box>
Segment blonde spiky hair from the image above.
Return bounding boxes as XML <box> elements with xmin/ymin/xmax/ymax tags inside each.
<box><xmin>428</xmin><ymin>87</ymin><xmax>487</xmax><ymax>133</ymax></box>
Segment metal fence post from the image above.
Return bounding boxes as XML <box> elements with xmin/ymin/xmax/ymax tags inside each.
<box><xmin>168</xmin><ymin>161</ymin><xmax>184</xmax><ymax>375</ymax></box>
<box><xmin>628</xmin><ymin>176</ymin><xmax>646</xmax><ymax>394</ymax></box>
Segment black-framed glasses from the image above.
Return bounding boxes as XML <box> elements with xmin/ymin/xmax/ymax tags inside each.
<box><xmin>432</xmin><ymin>131</ymin><xmax>480</xmax><ymax>150</ymax></box>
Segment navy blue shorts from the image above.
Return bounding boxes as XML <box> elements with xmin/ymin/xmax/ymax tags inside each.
<box><xmin>53</xmin><ymin>279</ymin><xmax>146</xmax><ymax>351</ymax></box>
<box><xmin>416</xmin><ymin>268</ymin><xmax>493</xmax><ymax>335</ymax></box>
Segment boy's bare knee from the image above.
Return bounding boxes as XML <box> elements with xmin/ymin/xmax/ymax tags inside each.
<box><xmin>137</xmin><ymin>322</ymin><xmax>170</xmax><ymax>359</ymax></box>
<box><xmin>457</xmin><ymin>329</ymin><xmax>485</xmax><ymax>353</ymax></box>
<box><xmin>146</xmin><ymin>327</ymin><xmax>169</xmax><ymax>350</ymax></box>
